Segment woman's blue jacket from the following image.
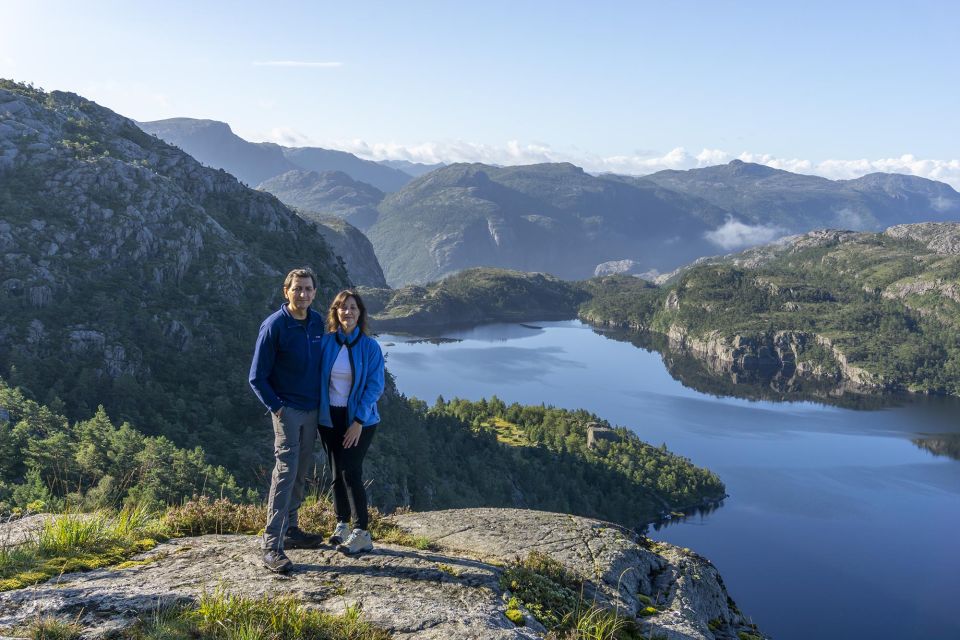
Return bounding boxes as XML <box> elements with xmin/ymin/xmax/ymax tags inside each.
<box><xmin>318</xmin><ymin>326</ymin><xmax>384</xmax><ymax>428</ymax></box>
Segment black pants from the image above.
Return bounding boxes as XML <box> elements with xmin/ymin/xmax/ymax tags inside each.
<box><xmin>319</xmin><ymin>406</ymin><xmax>377</xmax><ymax>530</ymax></box>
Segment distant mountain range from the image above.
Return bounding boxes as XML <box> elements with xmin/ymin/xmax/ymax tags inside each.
<box><xmin>639</xmin><ymin>160</ymin><xmax>960</xmax><ymax>232</ymax></box>
<box><xmin>136</xmin><ymin>116</ymin><xmax>960</xmax><ymax>288</ymax></box>
<box><xmin>138</xmin><ymin>118</ymin><xmax>413</xmax><ymax>192</ymax></box>
<box><xmin>368</xmin><ymin>162</ymin><xmax>725</xmax><ymax>285</ymax></box>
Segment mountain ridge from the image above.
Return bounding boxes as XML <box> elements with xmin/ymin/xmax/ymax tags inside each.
<box><xmin>138</xmin><ymin>117</ymin><xmax>412</xmax><ymax>192</ymax></box>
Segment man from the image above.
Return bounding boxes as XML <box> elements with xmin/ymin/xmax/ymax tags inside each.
<box><xmin>249</xmin><ymin>267</ymin><xmax>326</xmax><ymax>572</ymax></box>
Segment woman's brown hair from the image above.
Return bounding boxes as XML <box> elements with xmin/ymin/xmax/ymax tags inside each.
<box><xmin>327</xmin><ymin>289</ymin><xmax>368</xmax><ymax>334</ymax></box>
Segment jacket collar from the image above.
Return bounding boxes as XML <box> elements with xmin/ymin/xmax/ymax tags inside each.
<box><xmin>280</xmin><ymin>304</ymin><xmax>319</xmax><ymax>327</ymax></box>
<box><xmin>335</xmin><ymin>325</ymin><xmax>361</xmax><ymax>347</ymax></box>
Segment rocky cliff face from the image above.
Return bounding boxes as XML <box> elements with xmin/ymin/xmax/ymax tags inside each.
<box><xmin>0</xmin><ymin>509</ymin><xmax>766</xmax><ymax>640</ymax></box>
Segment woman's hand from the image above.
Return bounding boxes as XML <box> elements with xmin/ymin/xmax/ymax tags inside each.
<box><xmin>343</xmin><ymin>421</ymin><xmax>363</xmax><ymax>448</ymax></box>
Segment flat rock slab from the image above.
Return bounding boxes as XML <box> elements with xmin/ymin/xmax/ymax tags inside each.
<box><xmin>0</xmin><ymin>508</ymin><xmax>765</xmax><ymax>639</ymax></box>
<box><xmin>0</xmin><ymin>535</ymin><xmax>538</xmax><ymax>639</ymax></box>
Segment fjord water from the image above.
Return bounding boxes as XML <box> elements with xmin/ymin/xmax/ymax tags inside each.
<box><xmin>379</xmin><ymin>320</ymin><xmax>960</xmax><ymax>640</ymax></box>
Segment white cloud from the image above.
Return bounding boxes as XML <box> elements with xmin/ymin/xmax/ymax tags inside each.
<box><xmin>252</xmin><ymin>61</ymin><xmax>342</xmax><ymax>68</ymax></box>
<box><xmin>696</xmin><ymin>148</ymin><xmax>731</xmax><ymax>166</ymax></box>
<box><xmin>814</xmin><ymin>155</ymin><xmax>960</xmax><ymax>188</ymax></box>
<box><xmin>266</xmin><ymin>127</ymin><xmax>314</xmax><ymax>147</ymax></box>
<box><xmin>704</xmin><ymin>217</ymin><xmax>786</xmax><ymax>250</ymax></box>
<box><xmin>832</xmin><ymin>207</ymin><xmax>871</xmax><ymax>230</ymax></box>
<box><xmin>736</xmin><ymin>152</ymin><xmax>812</xmax><ymax>174</ymax></box>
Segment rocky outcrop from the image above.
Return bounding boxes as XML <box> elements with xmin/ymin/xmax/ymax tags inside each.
<box><xmin>0</xmin><ymin>509</ymin><xmax>765</xmax><ymax>640</ymax></box>
<box><xmin>594</xmin><ymin>259</ymin><xmax>643</xmax><ymax>277</ymax></box>
<box><xmin>884</xmin><ymin>222</ymin><xmax>960</xmax><ymax>254</ymax></box>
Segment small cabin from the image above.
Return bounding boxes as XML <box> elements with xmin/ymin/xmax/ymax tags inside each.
<box><xmin>586</xmin><ymin>422</ymin><xmax>620</xmax><ymax>449</ymax></box>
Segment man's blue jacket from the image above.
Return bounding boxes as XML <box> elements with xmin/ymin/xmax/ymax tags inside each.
<box><xmin>248</xmin><ymin>304</ymin><xmax>325</xmax><ymax>413</ymax></box>
<box><xmin>318</xmin><ymin>326</ymin><xmax>384</xmax><ymax>427</ymax></box>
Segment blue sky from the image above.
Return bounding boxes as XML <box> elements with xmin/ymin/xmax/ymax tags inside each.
<box><xmin>3</xmin><ymin>0</ymin><xmax>958</xmax><ymax>186</ymax></box>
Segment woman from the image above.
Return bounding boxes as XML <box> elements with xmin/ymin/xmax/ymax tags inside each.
<box><xmin>318</xmin><ymin>289</ymin><xmax>385</xmax><ymax>554</ymax></box>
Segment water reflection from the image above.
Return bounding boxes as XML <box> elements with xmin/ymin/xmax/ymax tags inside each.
<box><xmin>593</xmin><ymin>326</ymin><xmax>937</xmax><ymax>411</ymax></box>
<box><xmin>648</xmin><ymin>500</ymin><xmax>725</xmax><ymax>533</ymax></box>
<box><xmin>913</xmin><ymin>433</ymin><xmax>960</xmax><ymax>460</ymax></box>
<box><xmin>403</xmin><ymin>337</ymin><xmax>462</xmax><ymax>345</ymax></box>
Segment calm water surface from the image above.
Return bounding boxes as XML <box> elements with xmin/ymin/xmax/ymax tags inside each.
<box><xmin>378</xmin><ymin>320</ymin><xmax>960</xmax><ymax>640</ymax></box>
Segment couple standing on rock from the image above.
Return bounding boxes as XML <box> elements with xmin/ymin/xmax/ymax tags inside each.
<box><xmin>249</xmin><ymin>268</ymin><xmax>385</xmax><ymax>573</ymax></box>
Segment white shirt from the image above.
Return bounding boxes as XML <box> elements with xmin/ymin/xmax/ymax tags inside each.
<box><xmin>328</xmin><ymin>345</ymin><xmax>353</xmax><ymax>406</ymax></box>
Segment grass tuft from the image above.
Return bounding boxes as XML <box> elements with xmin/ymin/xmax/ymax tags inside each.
<box><xmin>126</xmin><ymin>589</ymin><xmax>391</xmax><ymax>640</ymax></box>
<box><xmin>162</xmin><ymin>496</ymin><xmax>437</xmax><ymax>551</ymax></box>
<box><xmin>1</xmin><ymin>506</ymin><xmax>166</xmax><ymax>592</ymax></box>
<box><xmin>26</xmin><ymin>616</ymin><xmax>84</xmax><ymax>640</ymax></box>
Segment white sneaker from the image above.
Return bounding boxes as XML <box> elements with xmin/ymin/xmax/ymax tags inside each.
<box><xmin>328</xmin><ymin>521</ymin><xmax>351</xmax><ymax>546</ymax></box>
<box><xmin>337</xmin><ymin>528</ymin><xmax>373</xmax><ymax>555</ymax></box>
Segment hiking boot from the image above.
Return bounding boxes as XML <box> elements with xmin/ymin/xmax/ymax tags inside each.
<box><xmin>262</xmin><ymin>549</ymin><xmax>292</xmax><ymax>573</ymax></box>
<box><xmin>337</xmin><ymin>528</ymin><xmax>373</xmax><ymax>555</ymax></box>
<box><xmin>328</xmin><ymin>521</ymin><xmax>351</xmax><ymax>546</ymax></box>
<box><xmin>283</xmin><ymin>526</ymin><xmax>324</xmax><ymax>549</ymax></box>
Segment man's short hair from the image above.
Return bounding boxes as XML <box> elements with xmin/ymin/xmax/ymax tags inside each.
<box><xmin>283</xmin><ymin>267</ymin><xmax>317</xmax><ymax>291</ymax></box>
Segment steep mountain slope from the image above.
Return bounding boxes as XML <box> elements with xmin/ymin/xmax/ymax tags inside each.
<box><xmin>300</xmin><ymin>213</ymin><xmax>388</xmax><ymax>287</ymax></box>
<box><xmin>257</xmin><ymin>169</ymin><xmax>384</xmax><ymax>230</ymax></box>
<box><xmin>641</xmin><ymin>159</ymin><xmax>960</xmax><ymax>231</ymax></box>
<box><xmin>0</xmin><ymin>80</ymin><xmax>349</xmax><ymax>476</ymax></box>
<box><xmin>139</xmin><ymin>118</ymin><xmax>413</xmax><ymax>192</ymax></box>
<box><xmin>369</xmin><ymin>163</ymin><xmax>723</xmax><ymax>285</ymax></box>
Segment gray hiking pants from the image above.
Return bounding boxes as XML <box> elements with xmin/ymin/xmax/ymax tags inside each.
<box><xmin>263</xmin><ymin>406</ymin><xmax>318</xmax><ymax>551</ymax></box>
